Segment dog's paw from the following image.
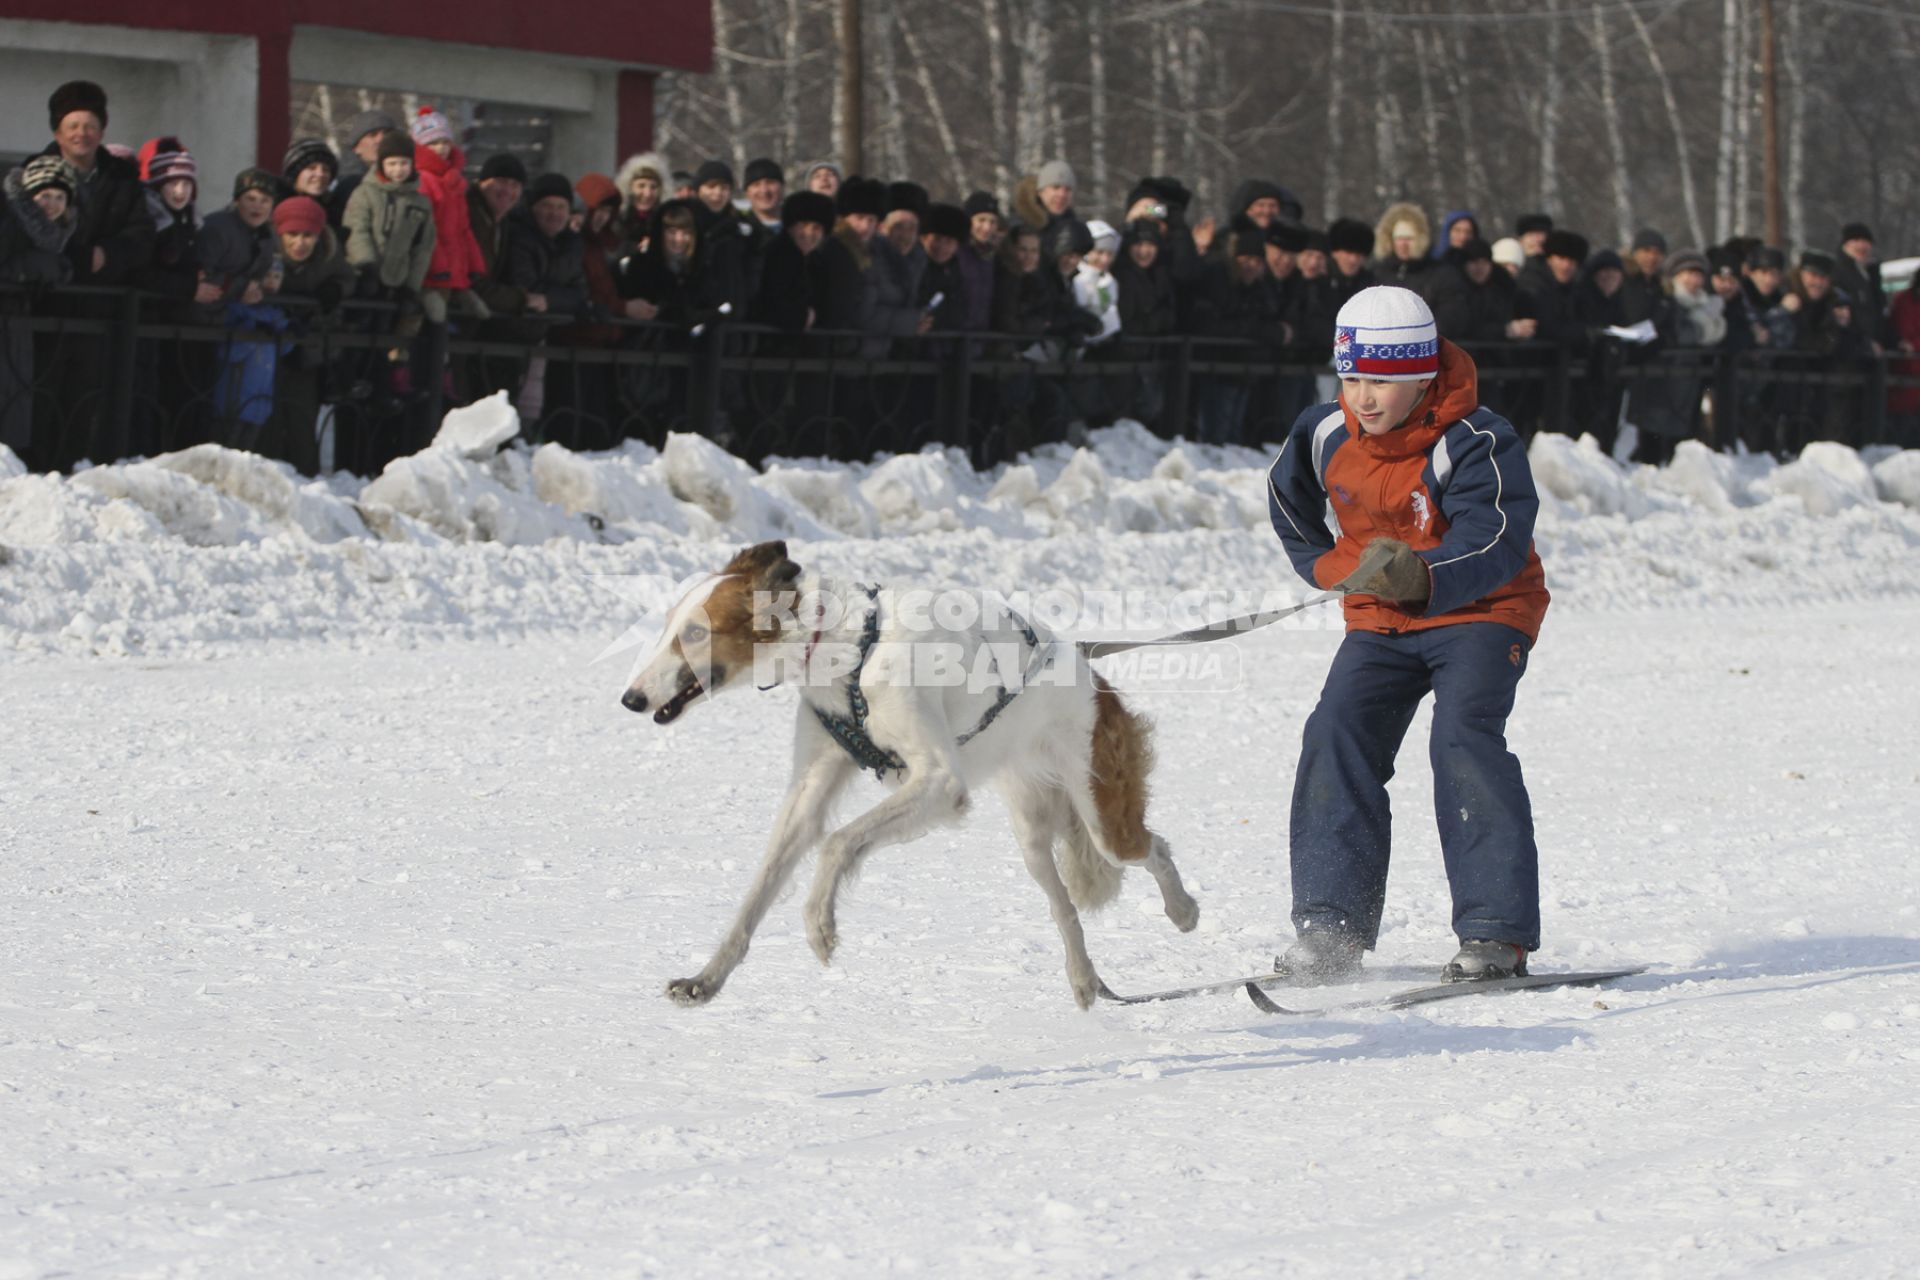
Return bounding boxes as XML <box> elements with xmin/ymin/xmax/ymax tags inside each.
<box><xmin>806</xmin><ymin>919</ymin><xmax>839</xmax><ymax>966</ymax></box>
<box><xmin>1070</xmin><ymin>974</ymin><xmax>1101</xmax><ymax>1010</ymax></box>
<box><xmin>1166</xmin><ymin>895</ymin><xmax>1200</xmax><ymax>933</ymax></box>
<box><xmin>666</xmin><ymin>976</ymin><xmax>718</xmax><ymax>1005</ymax></box>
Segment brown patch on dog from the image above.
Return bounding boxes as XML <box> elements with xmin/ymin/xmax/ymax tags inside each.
<box><xmin>1089</xmin><ymin>673</ymin><xmax>1155</xmax><ymax>862</ymax></box>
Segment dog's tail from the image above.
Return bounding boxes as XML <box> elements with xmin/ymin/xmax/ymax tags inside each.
<box><xmin>1089</xmin><ymin>674</ymin><xmax>1155</xmax><ymax>863</ymax></box>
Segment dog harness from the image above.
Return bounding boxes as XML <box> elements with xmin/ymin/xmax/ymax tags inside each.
<box><xmin>811</xmin><ymin>585</ymin><xmax>1047</xmax><ymax>783</ymax></box>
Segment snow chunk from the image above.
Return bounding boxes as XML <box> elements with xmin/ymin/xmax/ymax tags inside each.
<box><xmin>1043</xmin><ymin>448</ymin><xmax>1111</xmax><ymax>525</ymax></box>
<box><xmin>148</xmin><ymin>445</ymin><xmax>368</xmax><ymax>543</ymax></box>
<box><xmin>759</xmin><ymin>464</ymin><xmax>879</xmax><ymax>538</ymax></box>
<box><xmin>1650</xmin><ymin>440</ymin><xmax>1747</xmax><ymax>513</ymax></box>
<box><xmin>430</xmin><ymin>391</ymin><xmax>521</xmax><ymax>458</ymax></box>
<box><xmin>659</xmin><ymin>432</ymin><xmax>834</xmax><ymax>540</ymax></box>
<box><xmin>73</xmin><ymin>461</ymin><xmax>268</xmax><ymax>546</ymax></box>
<box><xmin>530</xmin><ymin>441</ymin><xmax>694</xmax><ymax>536</ymax></box>
<box><xmin>859</xmin><ymin>451</ymin><xmax>963</xmax><ymax>531</ymax></box>
<box><xmin>1871</xmin><ymin>449</ymin><xmax>1920</xmax><ymax>508</ymax></box>
<box><xmin>361</xmin><ymin>446</ymin><xmax>588</xmax><ymax>545</ymax></box>
<box><xmin>1762</xmin><ymin>442</ymin><xmax>1876</xmax><ymax>516</ymax></box>
<box><xmin>1529</xmin><ymin>433</ymin><xmax>1649</xmax><ymax>518</ymax></box>
<box><xmin>0</xmin><ymin>443</ymin><xmax>24</xmax><ymax>481</ymax></box>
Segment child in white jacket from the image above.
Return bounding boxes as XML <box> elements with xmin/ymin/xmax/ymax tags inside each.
<box><xmin>1073</xmin><ymin>218</ymin><xmax>1122</xmax><ymax>346</ymax></box>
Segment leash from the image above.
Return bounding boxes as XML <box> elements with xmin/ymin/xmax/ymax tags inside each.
<box><xmin>1075</xmin><ymin>591</ymin><xmax>1341</xmax><ymax>659</ymax></box>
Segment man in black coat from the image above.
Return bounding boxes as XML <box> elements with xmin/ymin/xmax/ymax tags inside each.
<box><xmin>1187</xmin><ymin>228</ymin><xmax>1289</xmax><ymax>446</ymax></box>
<box><xmin>506</xmin><ymin>173</ymin><xmax>591</xmax><ymax>321</ymax></box>
<box><xmin>1831</xmin><ymin>222</ymin><xmax>1892</xmax><ymax>350</ymax></box>
<box><xmin>1618</xmin><ymin>228</ymin><xmax>1668</xmax><ymax>327</ymax></box>
<box><xmin>41</xmin><ymin>80</ymin><xmax>152</xmax><ymax>285</ymax></box>
<box><xmin>35</xmin><ymin>82</ymin><xmax>156</xmax><ymax>469</ymax></box>
<box><xmin>751</xmin><ymin>191</ymin><xmax>837</xmax><ymax>333</ymax></box>
<box><xmin>1423</xmin><ymin>238</ymin><xmax>1529</xmax><ymax>345</ymax></box>
<box><xmin>1518</xmin><ymin>230</ymin><xmax>1590</xmax><ymax>355</ymax></box>
<box><xmin>1325</xmin><ymin>217</ymin><xmax>1377</xmax><ymax>311</ymax></box>
<box><xmin>916</xmin><ymin>202</ymin><xmax>971</xmax><ymax>335</ymax></box>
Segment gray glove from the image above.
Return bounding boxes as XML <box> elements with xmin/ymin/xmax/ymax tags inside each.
<box><xmin>1335</xmin><ymin>537</ymin><xmax>1431</xmax><ymax>610</ymax></box>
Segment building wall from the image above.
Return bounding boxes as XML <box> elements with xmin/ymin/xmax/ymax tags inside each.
<box><xmin>1</xmin><ymin>20</ymin><xmax>258</xmax><ymax>188</ymax></box>
<box><xmin>2</xmin><ymin>17</ymin><xmax>663</xmax><ymax>182</ymax></box>
<box><xmin>289</xmin><ymin>27</ymin><xmax>637</xmax><ymax>177</ymax></box>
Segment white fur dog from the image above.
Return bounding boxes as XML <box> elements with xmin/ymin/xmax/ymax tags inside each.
<box><xmin>622</xmin><ymin>540</ymin><xmax>1199</xmax><ymax>1008</ymax></box>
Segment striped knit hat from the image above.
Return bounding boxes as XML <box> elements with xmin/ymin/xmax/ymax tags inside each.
<box><xmin>411</xmin><ymin>106</ymin><xmax>454</xmax><ymax>147</ymax></box>
<box><xmin>1332</xmin><ymin>286</ymin><xmax>1439</xmax><ymax>382</ymax></box>
<box><xmin>138</xmin><ymin>136</ymin><xmax>198</xmax><ymax>187</ymax></box>
<box><xmin>21</xmin><ymin>154</ymin><xmax>78</xmax><ymax>198</ymax></box>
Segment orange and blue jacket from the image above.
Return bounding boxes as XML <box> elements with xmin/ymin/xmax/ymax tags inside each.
<box><xmin>1267</xmin><ymin>339</ymin><xmax>1550</xmax><ymax>641</ymax></box>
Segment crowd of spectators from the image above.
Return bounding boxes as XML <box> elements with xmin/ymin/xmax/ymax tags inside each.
<box><xmin>4</xmin><ymin>78</ymin><xmax>1915</xmax><ymax>476</ymax></box>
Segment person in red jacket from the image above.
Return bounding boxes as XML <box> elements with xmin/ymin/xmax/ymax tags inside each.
<box><xmin>409</xmin><ymin>106</ymin><xmax>488</xmax><ymax>324</ymax></box>
<box><xmin>1267</xmin><ymin>285</ymin><xmax>1551</xmax><ymax>985</ymax></box>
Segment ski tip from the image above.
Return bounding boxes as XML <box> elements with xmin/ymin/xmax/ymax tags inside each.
<box><xmin>1244</xmin><ymin>981</ymin><xmax>1300</xmax><ymax>1015</ymax></box>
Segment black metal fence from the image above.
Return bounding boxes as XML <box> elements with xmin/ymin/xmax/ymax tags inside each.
<box><xmin>5</xmin><ymin>283</ymin><xmax>1918</xmax><ymax>477</ymax></box>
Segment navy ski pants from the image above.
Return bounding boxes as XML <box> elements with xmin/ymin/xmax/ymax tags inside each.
<box><xmin>1290</xmin><ymin>622</ymin><xmax>1541</xmax><ymax>951</ymax></box>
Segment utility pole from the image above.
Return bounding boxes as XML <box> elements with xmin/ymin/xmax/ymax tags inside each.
<box><xmin>1759</xmin><ymin>0</ymin><xmax>1784</xmax><ymax>246</ymax></box>
<box><xmin>840</xmin><ymin>0</ymin><xmax>863</xmax><ymax>174</ymax></box>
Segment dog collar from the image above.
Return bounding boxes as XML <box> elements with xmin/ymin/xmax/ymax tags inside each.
<box><xmin>800</xmin><ymin>596</ymin><xmax>827</xmax><ymax>678</ymax></box>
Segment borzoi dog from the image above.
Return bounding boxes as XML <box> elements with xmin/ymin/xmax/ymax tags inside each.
<box><xmin>621</xmin><ymin>540</ymin><xmax>1199</xmax><ymax>1008</ymax></box>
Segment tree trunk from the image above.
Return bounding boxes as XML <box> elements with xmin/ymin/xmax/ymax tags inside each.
<box><xmin>899</xmin><ymin>14</ymin><xmax>970</xmax><ymax>198</ymax></box>
<box><xmin>1734</xmin><ymin>2</ymin><xmax>1754</xmax><ymax>237</ymax></box>
<box><xmin>1149</xmin><ymin>21</ymin><xmax>1168</xmax><ymax>177</ymax></box>
<box><xmin>1540</xmin><ymin>0</ymin><xmax>1563</xmax><ymax>211</ymax></box>
<box><xmin>1089</xmin><ymin>0</ymin><xmax>1109</xmax><ymax>213</ymax></box>
<box><xmin>1593</xmin><ymin>5</ymin><xmax>1633</xmax><ymax>248</ymax></box>
<box><xmin>1413</xmin><ymin>23</ymin><xmax>1443</xmax><ymax>208</ymax></box>
<box><xmin>1783</xmin><ymin>0</ymin><xmax>1808</xmax><ymax>249</ymax></box>
<box><xmin>1322</xmin><ymin>0</ymin><xmax>1345</xmax><ymax>223</ymax></box>
<box><xmin>981</xmin><ymin>0</ymin><xmax>1012</xmax><ymax>197</ymax></box>
<box><xmin>1628</xmin><ymin>3</ymin><xmax>1706</xmax><ymax>251</ymax></box>
<box><xmin>780</xmin><ymin>0</ymin><xmax>804</xmax><ymax>168</ymax></box>
<box><xmin>875</xmin><ymin>5</ymin><xmax>908</xmax><ymax>177</ymax></box>
<box><xmin>1015</xmin><ymin>0</ymin><xmax>1056</xmax><ymax>176</ymax></box>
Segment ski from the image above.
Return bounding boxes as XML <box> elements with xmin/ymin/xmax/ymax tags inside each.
<box><xmin>1096</xmin><ymin>971</ymin><xmax>1306</xmax><ymax>1006</ymax></box>
<box><xmin>1244</xmin><ymin>966</ymin><xmax>1648</xmax><ymax>1016</ymax></box>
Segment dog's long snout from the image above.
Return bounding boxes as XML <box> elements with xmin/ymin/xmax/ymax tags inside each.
<box><xmin>621</xmin><ymin>687</ymin><xmax>649</xmax><ymax>713</ymax></box>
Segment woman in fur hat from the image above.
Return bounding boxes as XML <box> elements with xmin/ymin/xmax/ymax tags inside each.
<box><xmin>1372</xmin><ymin>202</ymin><xmax>1432</xmax><ymax>286</ymax></box>
<box><xmin>615</xmin><ymin>152</ymin><xmax>669</xmax><ymax>253</ymax></box>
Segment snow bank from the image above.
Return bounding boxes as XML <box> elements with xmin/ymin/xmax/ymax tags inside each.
<box><xmin>4</xmin><ymin>406</ymin><xmax>1920</xmax><ymax>657</ymax></box>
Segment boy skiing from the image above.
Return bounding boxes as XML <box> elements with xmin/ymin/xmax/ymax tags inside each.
<box><xmin>1267</xmin><ymin>285</ymin><xmax>1550</xmax><ymax>984</ymax></box>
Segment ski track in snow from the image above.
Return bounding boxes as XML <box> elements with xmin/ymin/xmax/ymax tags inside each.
<box><xmin>5</xmin><ymin>611</ymin><xmax>1919</xmax><ymax>1276</ymax></box>
<box><xmin>3</xmin><ymin>418</ymin><xmax>1920</xmax><ymax>1275</ymax></box>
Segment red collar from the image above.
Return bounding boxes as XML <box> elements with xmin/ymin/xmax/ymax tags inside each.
<box><xmin>799</xmin><ymin>597</ymin><xmax>827</xmax><ymax>679</ymax></box>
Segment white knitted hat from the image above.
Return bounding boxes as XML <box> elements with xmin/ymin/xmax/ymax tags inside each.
<box><xmin>1086</xmin><ymin>219</ymin><xmax>1120</xmax><ymax>252</ymax></box>
<box><xmin>1332</xmin><ymin>286</ymin><xmax>1440</xmax><ymax>382</ymax></box>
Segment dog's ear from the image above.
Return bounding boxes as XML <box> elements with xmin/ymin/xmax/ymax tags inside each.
<box><xmin>724</xmin><ymin>540</ymin><xmax>788</xmax><ymax>579</ymax></box>
<box><xmin>725</xmin><ymin>540</ymin><xmax>802</xmax><ymax>592</ymax></box>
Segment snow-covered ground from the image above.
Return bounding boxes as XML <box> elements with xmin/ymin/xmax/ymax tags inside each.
<box><xmin>4</xmin><ymin>413</ymin><xmax>1920</xmax><ymax>1276</ymax></box>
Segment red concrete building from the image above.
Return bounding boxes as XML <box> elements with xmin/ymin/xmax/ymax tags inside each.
<box><xmin>3</xmin><ymin>1</ymin><xmax>711</xmax><ymax>183</ymax></box>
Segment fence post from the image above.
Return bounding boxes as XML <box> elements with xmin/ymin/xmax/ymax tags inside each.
<box><xmin>1166</xmin><ymin>337</ymin><xmax>1192</xmax><ymax>438</ymax></box>
<box><xmin>939</xmin><ymin>337</ymin><xmax>972</xmax><ymax>456</ymax></box>
<box><xmin>423</xmin><ymin>321</ymin><xmax>449</xmax><ymax>445</ymax></box>
<box><xmin>1546</xmin><ymin>343</ymin><xmax>1572</xmax><ymax>436</ymax></box>
<box><xmin>689</xmin><ymin>322</ymin><xmax>724</xmax><ymax>442</ymax></box>
<box><xmin>1713</xmin><ymin>350</ymin><xmax>1740</xmax><ymax>450</ymax></box>
<box><xmin>1864</xmin><ymin>355</ymin><xmax>1888</xmax><ymax>447</ymax></box>
<box><xmin>103</xmin><ymin>287</ymin><xmax>140</xmax><ymax>463</ymax></box>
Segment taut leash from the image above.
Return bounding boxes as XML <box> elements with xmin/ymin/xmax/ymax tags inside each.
<box><xmin>1075</xmin><ymin>591</ymin><xmax>1341</xmax><ymax>659</ymax></box>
